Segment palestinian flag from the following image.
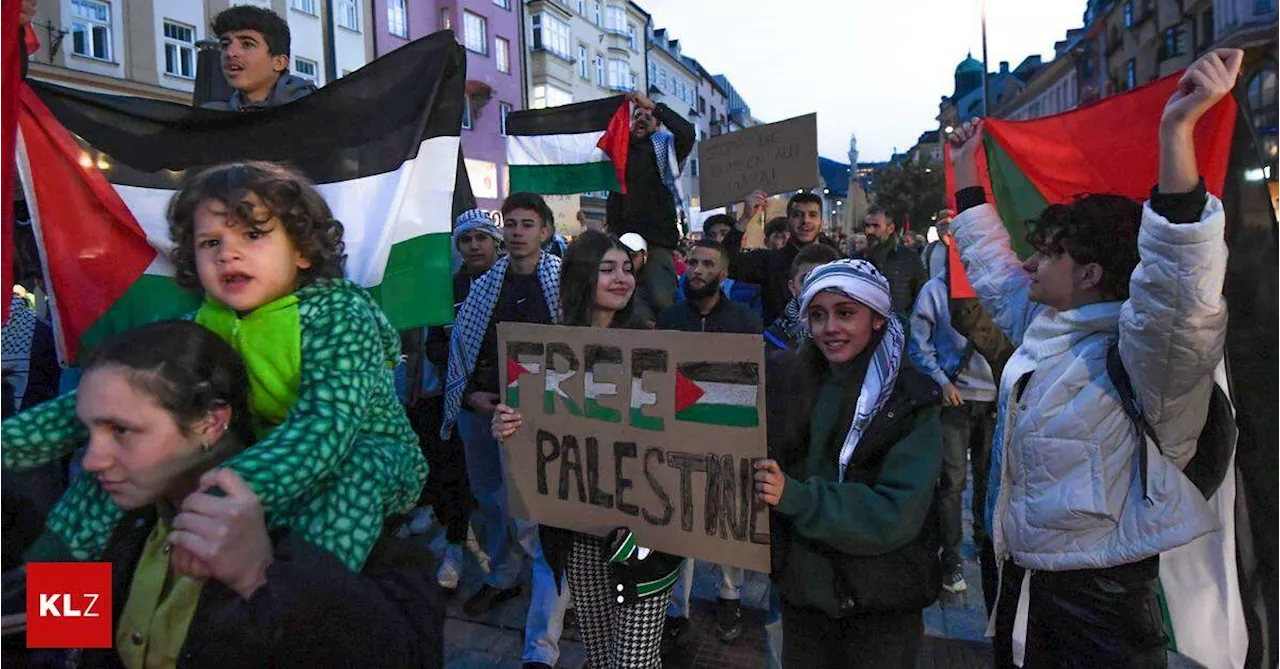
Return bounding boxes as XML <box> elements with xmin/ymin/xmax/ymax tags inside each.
<box><xmin>673</xmin><ymin>362</ymin><xmax>759</xmax><ymax>428</ymax></box>
<box><xmin>506</xmin><ymin>358</ymin><xmax>541</xmax><ymax>408</ymax></box>
<box><xmin>16</xmin><ymin>32</ymin><xmax>470</xmax><ymax>362</ymax></box>
<box><xmin>942</xmin><ymin>71</ymin><xmax>1236</xmax><ymax>298</ymax></box>
<box><xmin>506</xmin><ymin>96</ymin><xmax>631</xmax><ymax>195</ymax></box>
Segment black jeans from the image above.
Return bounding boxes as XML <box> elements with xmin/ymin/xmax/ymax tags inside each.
<box><xmin>995</xmin><ymin>557</ymin><xmax>1167</xmax><ymax>669</ymax></box>
<box><xmin>407</xmin><ymin>396</ymin><xmax>473</xmax><ymax>544</ymax></box>
<box><xmin>780</xmin><ymin>600</ymin><xmax>922</xmax><ymax>669</ymax></box>
<box><xmin>938</xmin><ymin>400</ymin><xmax>994</xmax><ymax>569</ymax></box>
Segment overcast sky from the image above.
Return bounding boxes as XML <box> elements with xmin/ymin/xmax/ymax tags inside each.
<box><xmin>639</xmin><ymin>0</ymin><xmax>1085</xmax><ymax>162</ymax></box>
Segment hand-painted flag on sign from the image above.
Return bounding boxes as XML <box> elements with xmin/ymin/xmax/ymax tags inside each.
<box><xmin>942</xmin><ymin>71</ymin><xmax>1236</xmax><ymax>299</ymax></box>
<box><xmin>673</xmin><ymin>362</ymin><xmax>759</xmax><ymax>428</ymax></box>
<box><xmin>506</xmin><ymin>96</ymin><xmax>632</xmax><ymax>195</ymax></box>
<box><xmin>16</xmin><ymin>33</ymin><xmax>470</xmax><ymax>363</ymax></box>
<box><xmin>506</xmin><ymin>358</ymin><xmax>541</xmax><ymax>408</ymax></box>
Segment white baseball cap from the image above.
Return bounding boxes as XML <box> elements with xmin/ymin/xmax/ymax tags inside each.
<box><xmin>618</xmin><ymin>232</ymin><xmax>648</xmax><ymax>254</ymax></box>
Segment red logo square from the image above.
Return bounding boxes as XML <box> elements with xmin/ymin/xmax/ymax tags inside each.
<box><xmin>26</xmin><ymin>562</ymin><xmax>112</xmax><ymax>648</ymax></box>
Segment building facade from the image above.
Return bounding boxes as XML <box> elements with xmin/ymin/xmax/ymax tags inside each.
<box><xmin>645</xmin><ymin>27</ymin><xmax>697</xmax><ymax>226</ymax></box>
<box><xmin>26</xmin><ymin>0</ymin><xmax>375</xmax><ymax>103</ymax></box>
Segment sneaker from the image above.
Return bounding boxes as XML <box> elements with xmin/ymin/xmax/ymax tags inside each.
<box><xmin>660</xmin><ymin>616</ymin><xmax>693</xmax><ymax>656</ymax></box>
<box><xmin>462</xmin><ymin>583</ymin><xmax>523</xmax><ymax>617</ymax></box>
<box><xmin>942</xmin><ymin>566</ymin><xmax>968</xmax><ymax>593</ymax></box>
<box><xmin>714</xmin><ymin>597</ymin><xmax>742</xmax><ymax>642</ymax></box>
<box><xmin>437</xmin><ymin>544</ymin><xmax>464</xmax><ymax>592</ymax></box>
<box><xmin>465</xmin><ymin>526</ymin><xmax>491</xmax><ymax>575</ymax></box>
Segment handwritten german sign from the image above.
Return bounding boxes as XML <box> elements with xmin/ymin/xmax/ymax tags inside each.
<box><xmin>498</xmin><ymin>323</ymin><xmax>770</xmax><ymax>572</ymax></box>
<box><xmin>698</xmin><ymin>113</ymin><xmax>820</xmax><ymax>210</ymax></box>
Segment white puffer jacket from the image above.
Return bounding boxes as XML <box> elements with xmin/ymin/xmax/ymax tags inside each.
<box><xmin>954</xmin><ymin>196</ymin><xmax>1225</xmax><ymax>571</ymax></box>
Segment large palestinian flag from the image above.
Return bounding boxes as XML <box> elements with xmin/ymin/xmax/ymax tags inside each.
<box><xmin>673</xmin><ymin>362</ymin><xmax>759</xmax><ymax>428</ymax></box>
<box><xmin>944</xmin><ymin>71</ymin><xmax>1280</xmax><ymax>669</ymax></box>
<box><xmin>942</xmin><ymin>72</ymin><xmax>1236</xmax><ymax>298</ymax></box>
<box><xmin>16</xmin><ymin>32</ymin><xmax>469</xmax><ymax>363</ymax></box>
<box><xmin>505</xmin><ymin>96</ymin><xmax>632</xmax><ymax>194</ymax></box>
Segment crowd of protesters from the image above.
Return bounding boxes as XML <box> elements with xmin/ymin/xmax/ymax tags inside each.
<box><xmin>0</xmin><ymin>3</ymin><xmax>1254</xmax><ymax>667</ymax></box>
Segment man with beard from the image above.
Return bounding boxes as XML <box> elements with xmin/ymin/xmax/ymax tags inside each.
<box><xmin>655</xmin><ymin>239</ymin><xmax>761</xmax><ymax>651</ymax></box>
<box><xmin>723</xmin><ymin>191</ymin><xmax>840</xmax><ymax>324</ymax></box>
<box><xmin>862</xmin><ymin>206</ymin><xmax>928</xmax><ymax>318</ymax></box>
<box><xmin>606</xmin><ymin>92</ymin><xmax>696</xmax><ymax>318</ymax></box>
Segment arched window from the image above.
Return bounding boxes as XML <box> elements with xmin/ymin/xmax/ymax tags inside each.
<box><xmin>1246</xmin><ymin>64</ymin><xmax>1278</xmax><ymax>160</ymax></box>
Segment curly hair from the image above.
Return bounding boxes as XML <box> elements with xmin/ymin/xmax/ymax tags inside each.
<box><xmin>1024</xmin><ymin>193</ymin><xmax>1142</xmax><ymax>301</ymax></box>
<box><xmin>560</xmin><ymin>230</ymin><xmax>638</xmax><ymax>329</ymax></box>
<box><xmin>167</xmin><ymin>161</ymin><xmax>346</xmax><ymax>293</ymax></box>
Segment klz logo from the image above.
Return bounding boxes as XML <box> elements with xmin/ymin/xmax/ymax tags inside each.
<box><xmin>26</xmin><ymin>563</ymin><xmax>112</xmax><ymax>648</ymax></box>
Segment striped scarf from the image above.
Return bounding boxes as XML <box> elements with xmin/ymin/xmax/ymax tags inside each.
<box><xmin>799</xmin><ymin>259</ymin><xmax>905</xmax><ymax>481</ymax></box>
<box><xmin>441</xmin><ymin>252</ymin><xmax>562</xmax><ymax>439</ymax></box>
<box><xmin>651</xmin><ymin>129</ymin><xmax>686</xmax><ymax>229</ymax></box>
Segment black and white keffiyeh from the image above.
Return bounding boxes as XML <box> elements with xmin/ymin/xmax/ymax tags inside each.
<box><xmin>440</xmin><ymin>252</ymin><xmax>562</xmax><ymax>439</ymax></box>
<box><xmin>799</xmin><ymin>259</ymin><xmax>906</xmax><ymax>481</ymax></box>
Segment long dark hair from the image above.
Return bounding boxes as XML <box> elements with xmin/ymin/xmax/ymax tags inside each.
<box><xmin>83</xmin><ymin>321</ymin><xmax>255</xmax><ymax>449</ymax></box>
<box><xmin>559</xmin><ymin>230</ymin><xmax>637</xmax><ymax>329</ymax></box>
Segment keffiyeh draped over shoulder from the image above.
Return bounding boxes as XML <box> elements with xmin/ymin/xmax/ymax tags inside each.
<box><xmin>799</xmin><ymin>259</ymin><xmax>906</xmax><ymax>481</ymax></box>
<box><xmin>440</xmin><ymin>252</ymin><xmax>562</xmax><ymax>439</ymax></box>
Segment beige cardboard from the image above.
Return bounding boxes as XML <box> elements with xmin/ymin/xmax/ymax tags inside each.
<box><xmin>498</xmin><ymin>323</ymin><xmax>770</xmax><ymax>573</ymax></box>
<box><xmin>698</xmin><ymin>113</ymin><xmax>820</xmax><ymax>210</ymax></box>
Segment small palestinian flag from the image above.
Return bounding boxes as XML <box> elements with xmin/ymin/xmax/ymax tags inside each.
<box><xmin>16</xmin><ymin>33</ymin><xmax>468</xmax><ymax>362</ymax></box>
<box><xmin>506</xmin><ymin>96</ymin><xmax>631</xmax><ymax>195</ymax></box>
<box><xmin>673</xmin><ymin>362</ymin><xmax>759</xmax><ymax>428</ymax></box>
<box><xmin>506</xmin><ymin>358</ymin><xmax>541</xmax><ymax>408</ymax></box>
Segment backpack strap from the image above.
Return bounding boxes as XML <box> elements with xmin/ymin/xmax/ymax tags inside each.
<box><xmin>945</xmin><ymin>341</ymin><xmax>978</xmax><ymax>383</ymax></box>
<box><xmin>1105</xmin><ymin>343</ymin><xmax>1160</xmax><ymax>504</ymax></box>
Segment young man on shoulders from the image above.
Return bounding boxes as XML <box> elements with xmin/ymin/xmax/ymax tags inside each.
<box><xmin>203</xmin><ymin>6</ymin><xmax>316</xmax><ymax>111</ymax></box>
<box><xmin>441</xmin><ymin>193</ymin><xmax>570</xmax><ymax>669</ymax></box>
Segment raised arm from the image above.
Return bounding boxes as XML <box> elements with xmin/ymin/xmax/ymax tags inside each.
<box><xmin>946</xmin><ymin>121</ymin><xmax>1043</xmax><ymax>346</ymax></box>
<box><xmin>1120</xmin><ymin>49</ymin><xmax>1240</xmax><ymax>467</ymax></box>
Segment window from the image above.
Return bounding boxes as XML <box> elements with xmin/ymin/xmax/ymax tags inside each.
<box><xmin>462</xmin><ymin>97</ymin><xmax>472</xmax><ymax>130</ymax></box>
<box><xmin>495</xmin><ymin>37</ymin><xmax>510</xmax><ymax>73</ymax></box>
<box><xmin>291</xmin><ymin>0</ymin><xmax>317</xmax><ymax>15</ymax></box>
<box><xmin>1161</xmin><ymin>26</ymin><xmax>1183</xmax><ymax>60</ymax></box>
<box><xmin>594</xmin><ymin>55</ymin><xmax>604</xmax><ymax>86</ymax></box>
<box><xmin>531</xmin><ymin>14</ymin><xmax>570</xmax><ymax>59</ymax></box>
<box><xmin>578</xmin><ymin>45</ymin><xmax>589</xmax><ymax>79</ymax></box>
<box><xmin>440</xmin><ymin>9</ymin><xmax>450</xmax><ymax>30</ymax></box>
<box><xmin>690</xmin><ymin>159</ymin><xmax>698</xmax><ymax>177</ymax></box>
<box><xmin>71</xmin><ymin>0</ymin><xmax>112</xmax><ymax>61</ymax></box>
<box><xmin>658</xmin><ymin>67</ymin><xmax>666</xmax><ymax>90</ymax></box>
<box><xmin>464</xmin><ymin>12</ymin><xmax>487</xmax><ymax>54</ymax></box>
<box><xmin>630</xmin><ymin>70</ymin><xmax>637</xmax><ymax>91</ymax></box>
<box><xmin>162</xmin><ymin>21</ymin><xmax>196</xmax><ymax>78</ymax></box>
<box><xmin>698</xmin><ymin>94</ymin><xmax>706</xmax><ymax>114</ymax></box>
<box><xmin>387</xmin><ymin>0</ymin><xmax>408</xmax><ymax>38</ymax></box>
<box><xmin>532</xmin><ymin>84</ymin><xmax>572</xmax><ymax>109</ymax></box>
<box><xmin>647</xmin><ymin>62</ymin><xmax>656</xmax><ymax>85</ymax></box>
<box><xmin>499</xmin><ymin>102</ymin><xmax>513</xmax><ymax>136</ymax></box>
<box><xmin>294</xmin><ymin>57</ymin><xmax>319</xmax><ymax>84</ymax></box>
<box><xmin>1255</xmin><ymin>0</ymin><xmax>1275</xmax><ymax>15</ymax></box>
<box><xmin>627</xmin><ymin>24</ymin><xmax>636</xmax><ymax>50</ymax></box>
<box><xmin>577</xmin><ymin>0</ymin><xmax>585</xmax><ymax>14</ymax></box>
<box><xmin>593</xmin><ymin>1</ymin><xmax>602</xmax><ymax>26</ymax></box>
<box><xmin>605</xmin><ymin>5</ymin><xmax>625</xmax><ymax>33</ymax></box>
<box><xmin>608</xmin><ymin>58</ymin><xmax>628</xmax><ymax>90</ymax></box>
<box><xmin>1125</xmin><ymin>58</ymin><xmax>1136</xmax><ymax>89</ymax></box>
<box><xmin>494</xmin><ymin>0</ymin><xmax>511</xmax><ymax>9</ymax></box>
<box><xmin>1123</xmin><ymin>0</ymin><xmax>1134</xmax><ymax>27</ymax></box>
<box><xmin>337</xmin><ymin>0</ymin><xmax>359</xmax><ymax>30</ymax></box>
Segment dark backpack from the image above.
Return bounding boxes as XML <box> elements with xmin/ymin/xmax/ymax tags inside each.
<box><xmin>1105</xmin><ymin>344</ymin><xmax>1237</xmax><ymax>499</ymax></box>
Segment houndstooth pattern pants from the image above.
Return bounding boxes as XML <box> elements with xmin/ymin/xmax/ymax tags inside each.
<box><xmin>568</xmin><ymin>533</ymin><xmax>672</xmax><ymax>668</ymax></box>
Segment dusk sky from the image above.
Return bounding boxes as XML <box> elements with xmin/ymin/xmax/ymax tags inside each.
<box><xmin>639</xmin><ymin>0</ymin><xmax>1087</xmax><ymax>162</ymax></box>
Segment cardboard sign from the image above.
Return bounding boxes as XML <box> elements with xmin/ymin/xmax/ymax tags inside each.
<box><xmin>498</xmin><ymin>323</ymin><xmax>770</xmax><ymax>572</ymax></box>
<box><xmin>698</xmin><ymin>113</ymin><xmax>820</xmax><ymax>210</ymax></box>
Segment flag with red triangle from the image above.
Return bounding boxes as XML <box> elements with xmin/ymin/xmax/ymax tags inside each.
<box><xmin>673</xmin><ymin>362</ymin><xmax>759</xmax><ymax>428</ymax></box>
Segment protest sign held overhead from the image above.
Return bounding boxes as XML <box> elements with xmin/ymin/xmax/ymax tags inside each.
<box><xmin>698</xmin><ymin>113</ymin><xmax>820</xmax><ymax>209</ymax></box>
<box><xmin>499</xmin><ymin>323</ymin><xmax>770</xmax><ymax>573</ymax></box>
